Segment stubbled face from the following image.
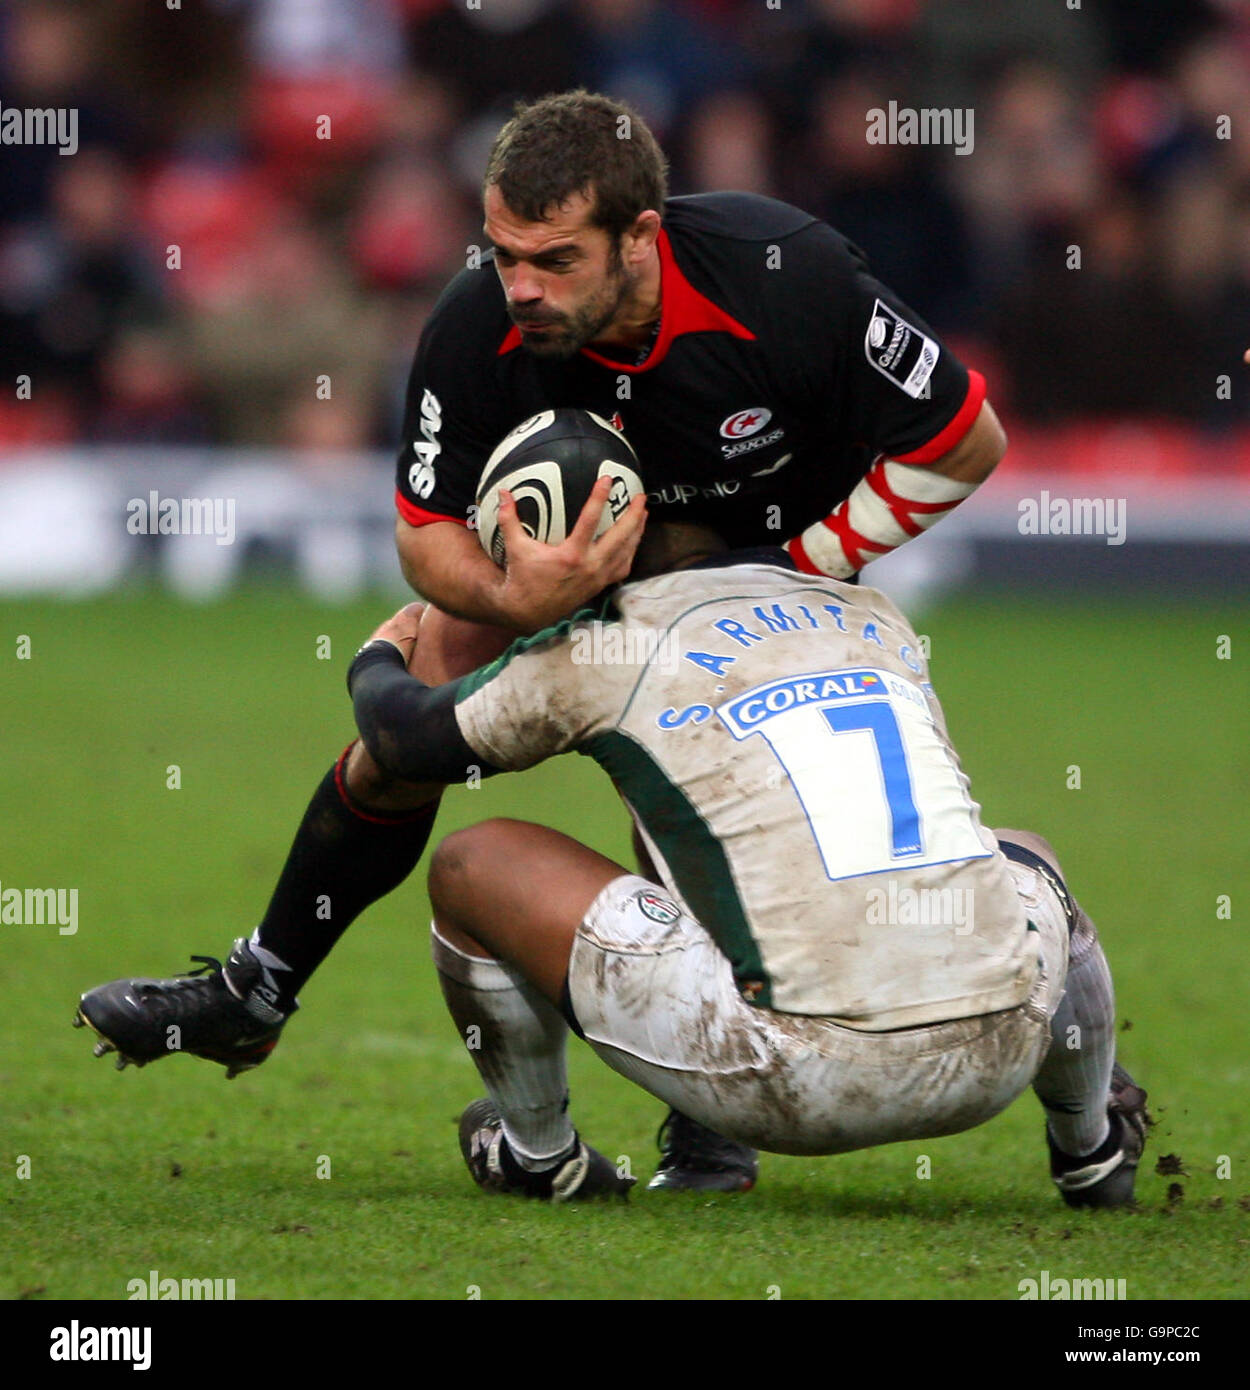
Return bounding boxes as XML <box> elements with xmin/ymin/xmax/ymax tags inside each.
<box><xmin>484</xmin><ymin>184</ymin><xmax>632</xmax><ymax>360</ymax></box>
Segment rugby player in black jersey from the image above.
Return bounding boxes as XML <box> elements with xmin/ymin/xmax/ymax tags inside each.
<box><xmin>76</xmin><ymin>90</ymin><xmax>1007</xmax><ymax>1194</ymax></box>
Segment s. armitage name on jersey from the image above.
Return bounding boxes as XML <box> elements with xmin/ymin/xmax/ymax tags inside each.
<box><xmin>658</xmin><ymin>587</ymin><xmax>931</xmax><ymax>731</ymax></box>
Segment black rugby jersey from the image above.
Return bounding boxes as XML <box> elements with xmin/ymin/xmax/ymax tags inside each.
<box><xmin>395</xmin><ymin>192</ymin><xmax>985</xmax><ymax>550</ymax></box>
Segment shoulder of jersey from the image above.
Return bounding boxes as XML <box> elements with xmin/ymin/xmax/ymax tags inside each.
<box><xmin>663</xmin><ymin>192</ymin><xmax>860</xmax><ymax>305</ymax></box>
<box><xmin>663</xmin><ymin>191</ymin><xmax>823</xmax><ymax>244</ymax></box>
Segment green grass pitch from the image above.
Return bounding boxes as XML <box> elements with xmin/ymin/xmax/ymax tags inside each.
<box><xmin>2</xmin><ymin>587</ymin><xmax>1247</xmax><ymax>1300</ymax></box>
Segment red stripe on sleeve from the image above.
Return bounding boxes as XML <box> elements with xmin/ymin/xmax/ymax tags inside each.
<box><xmin>395</xmin><ymin>489</ymin><xmax>469</xmax><ymax>528</ymax></box>
<box><xmin>891</xmin><ymin>369</ymin><xmax>986</xmax><ymax>465</ymax></box>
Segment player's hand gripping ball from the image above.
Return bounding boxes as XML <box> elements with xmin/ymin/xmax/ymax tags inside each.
<box><xmin>475</xmin><ymin>408</ymin><xmax>644</xmax><ymax>566</ymax></box>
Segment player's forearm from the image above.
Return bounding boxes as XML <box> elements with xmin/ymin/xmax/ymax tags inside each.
<box><xmin>395</xmin><ymin>518</ymin><xmax>518</xmax><ymax>628</ymax></box>
<box><xmin>786</xmin><ymin>400</ymin><xmax>1006</xmax><ymax>578</ymax></box>
<box><xmin>348</xmin><ymin>642</ymin><xmax>496</xmax><ymax>784</ymax></box>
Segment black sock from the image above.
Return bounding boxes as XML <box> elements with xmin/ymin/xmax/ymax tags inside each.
<box><xmin>498</xmin><ymin>1131</ymin><xmax>578</xmax><ymax>1192</ymax></box>
<box><xmin>1051</xmin><ymin>1112</ymin><xmax>1122</xmax><ymax>1171</ymax></box>
<box><xmin>251</xmin><ymin>746</ymin><xmax>439</xmax><ymax>1008</ymax></box>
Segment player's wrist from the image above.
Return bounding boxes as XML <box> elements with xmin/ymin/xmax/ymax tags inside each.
<box><xmin>483</xmin><ymin>568</ymin><xmax>543</xmax><ymax>634</ymax></box>
<box><xmin>495</xmin><ymin>580</ymin><xmax>571</xmax><ymax>636</ymax></box>
<box><xmin>346</xmin><ymin>639</ymin><xmax>407</xmax><ymax>696</ymax></box>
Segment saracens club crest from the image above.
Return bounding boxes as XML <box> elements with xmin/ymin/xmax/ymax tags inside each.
<box><xmin>719</xmin><ymin>407</ymin><xmax>772</xmax><ymax>439</ymax></box>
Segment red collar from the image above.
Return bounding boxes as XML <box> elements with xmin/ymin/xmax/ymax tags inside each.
<box><xmin>496</xmin><ymin>227</ymin><xmax>755</xmax><ymax>372</ymax></box>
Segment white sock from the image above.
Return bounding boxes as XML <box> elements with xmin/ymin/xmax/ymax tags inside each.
<box><xmin>431</xmin><ymin>922</ymin><xmax>575</xmax><ymax>1168</ymax></box>
<box><xmin>1033</xmin><ymin>909</ymin><xmax>1115</xmax><ymax>1157</ymax></box>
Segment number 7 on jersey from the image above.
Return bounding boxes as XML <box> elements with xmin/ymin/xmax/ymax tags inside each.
<box><xmin>716</xmin><ymin>668</ymin><xmax>991</xmax><ymax>882</ymax></box>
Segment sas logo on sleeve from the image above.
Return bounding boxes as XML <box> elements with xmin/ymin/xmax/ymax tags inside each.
<box><xmin>864</xmin><ymin>299</ymin><xmax>940</xmax><ymax>399</ymax></box>
<box><xmin>719</xmin><ymin>407</ymin><xmax>773</xmax><ymax>439</ymax></box>
<box><xmin>408</xmin><ymin>388</ymin><xmax>442</xmax><ymax>498</ymax></box>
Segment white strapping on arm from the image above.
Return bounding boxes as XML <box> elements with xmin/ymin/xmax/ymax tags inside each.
<box><xmin>785</xmin><ymin>458</ymin><xmax>980</xmax><ymax>579</ymax></box>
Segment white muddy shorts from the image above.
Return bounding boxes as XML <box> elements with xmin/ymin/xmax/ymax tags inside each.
<box><xmin>567</xmin><ymin>865</ymin><xmax>1070</xmax><ymax>1156</ymax></box>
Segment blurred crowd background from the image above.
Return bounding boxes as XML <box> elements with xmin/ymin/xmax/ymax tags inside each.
<box><xmin>2</xmin><ymin>0</ymin><xmax>1248</xmax><ymax>456</ymax></box>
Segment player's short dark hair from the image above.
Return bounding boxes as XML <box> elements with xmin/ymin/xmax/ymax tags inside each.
<box><xmin>483</xmin><ymin>90</ymin><xmax>669</xmax><ymax>242</ymax></box>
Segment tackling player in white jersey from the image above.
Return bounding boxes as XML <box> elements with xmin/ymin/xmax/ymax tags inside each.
<box><xmin>345</xmin><ymin>513</ymin><xmax>1148</xmax><ymax>1203</ymax></box>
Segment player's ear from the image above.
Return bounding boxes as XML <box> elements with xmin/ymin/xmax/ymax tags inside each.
<box><xmin>621</xmin><ymin>210</ymin><xmax>661</xmax><ymax>266</ymax></box>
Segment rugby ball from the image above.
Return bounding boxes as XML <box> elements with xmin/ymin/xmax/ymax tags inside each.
<box><xmin>475</xmin><ymin>409</ymin><xmax>644</xmax><ymax>566</ymax></box>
